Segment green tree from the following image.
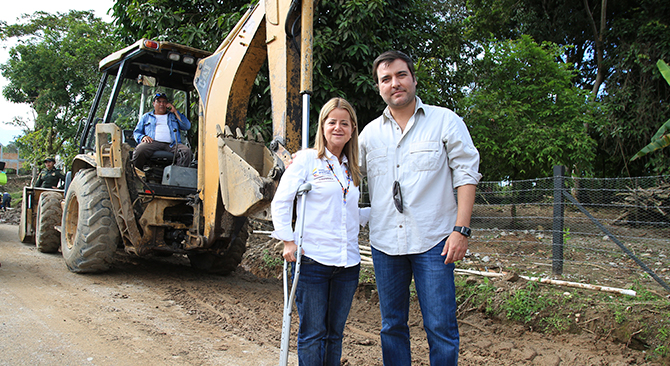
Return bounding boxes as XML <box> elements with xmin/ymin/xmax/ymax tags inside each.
<box><xmin>111</xmin><ymin>0</ymin><xmax>251</xmax><ymax>51</ymax></box>
<box><xmin>460</xmin><ymin>36</ymin><xmax>596</xmax><ymax>181</ymax></box>
<box><xmin>111</xmin><ymin>0</ymin><xmax>445</xmax><ymax>135</ymax></box>
<box><xmin>460</xmin><ymin>0</ymin><xmax>670</xmax><ymax>177</ymax></box>
<box><xmin>0</xmin><ymin>11</ymin><xmax>122</xmax><ymax>167</ymax></box>
<box><xmin>630</xmin><ymin>60</ymin><xmax>670</xmax><ymax>163</ymax></box>
<box><xmin>595</xmin><ymin>3</ymin><xmax>670</xmax><ymax>176</ymax></box>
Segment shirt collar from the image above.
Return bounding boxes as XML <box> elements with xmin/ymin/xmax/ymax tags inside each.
<box><xmin>324</xmin><ymin>147</ymin><xmax>349</xmax><ymax>165</ymax></box>
<box><xmin>381</xmin><ymin>96</ymin><xmax>426</xmax><ymax>124</ymax></box>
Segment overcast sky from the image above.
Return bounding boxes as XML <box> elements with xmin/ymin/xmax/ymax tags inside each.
<box><xmin>0</xmin><ymin>0</ymin><xmax>115</xmax><ymax>146</ymax></box>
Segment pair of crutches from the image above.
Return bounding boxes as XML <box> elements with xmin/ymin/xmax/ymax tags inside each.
<box><xmin>279</xmin><ymin>182</ymin><xmax>312</xmax><ymax>365</ymax></box>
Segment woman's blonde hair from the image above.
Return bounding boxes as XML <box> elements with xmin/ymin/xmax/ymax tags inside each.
<box><xmin>314</xmin><ymin>97</ymin><xmax>361</xmax><ymax>187</ymax></box>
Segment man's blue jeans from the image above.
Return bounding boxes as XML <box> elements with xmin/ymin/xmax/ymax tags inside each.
<box><xmin>292</xmin><ymin>256</ymin><xmax>360</xmax><ymax>366</ymax></box>
<box><xmin>372</xmin><ymin>241</ymin><xmax>459</xmax><ymax>365</ymax></box>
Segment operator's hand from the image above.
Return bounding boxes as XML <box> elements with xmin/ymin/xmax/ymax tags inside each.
<box><xmin>141</xmin><ymin>135</ymin><xmax>154</xmax><ymax>143</ymax></box>
<box><xmin>441</xmin><ymin>232</ymin><xmax>468</xmax><ymax>264</ymax></box>
<box><xmin>282</xmin><ymin>240</ymin><xmax>304</xmax><ymax>262</ymax></box>
<box><xmin>167</xmin><ymin>102</ymin><xmax>182</xmax><ymax>122</ymax></box>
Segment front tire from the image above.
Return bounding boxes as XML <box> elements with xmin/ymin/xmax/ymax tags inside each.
<box><xmin>61</xmin><ymin>169</ymin><xmax>120</xmax><ymax>273</ymax></box>
<box><xmin>35</xmin><ymin>191</ymin><xmax>63</xmax><ymax>253</ymax></box>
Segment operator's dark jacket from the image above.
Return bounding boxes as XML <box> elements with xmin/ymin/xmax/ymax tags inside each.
<box><xmin>36</xmin><ymin>167</ymin><xmax>65</xmax><ymax>188</ymax></box>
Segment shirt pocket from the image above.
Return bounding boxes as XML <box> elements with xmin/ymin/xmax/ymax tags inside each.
<box><xmin>366</xmin><ymin>147</ymin><xmax>388</xmax><ymax>178</ymax></box>
<box><xmin>409</xmin><ymin>141</ymin><xmax>442</xmax><ymax>172</ymax></box>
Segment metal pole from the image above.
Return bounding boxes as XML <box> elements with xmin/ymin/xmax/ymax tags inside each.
<box><xmin>552</xmin><ymin>165</ymin><xmax>565</xmax><ymax>275</ymax></box>
<box><xmin>300</xmin><ymin>0</ymin><xmax>313</xmax><ymax>150</ymax></box>
<box><xmin>279</xmin><ymin>3</ymin><xmax>314</xmax><ymax>364</ymax></box>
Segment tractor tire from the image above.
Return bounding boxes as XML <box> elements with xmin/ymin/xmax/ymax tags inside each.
<box><xmin>35</xmin><ymin>191</ymin><xmax>63</xmax><ymax>253</ymax></box>
<box><xmin>61</xmin><ymin>169</ymin><xmax>120</xmax><ymax>273</ymax></box>
<box><xmin>188</xmin><ymin>219</ymin><xmax>248</xmax><ymax>275</ymax></box>
<box><xmin>19</xmin><ymin>189</ymin><xmax>34</xmax><ymax>244</ymax></box>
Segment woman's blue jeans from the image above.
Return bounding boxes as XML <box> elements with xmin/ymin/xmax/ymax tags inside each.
<box><xmin>292</xmin><ymin>256</ymin><xmax>360</xmax><ymax>366</ymax></box>
<box><xmin>371</xmin><ymin>241</ymin><xmax>459</xmax><ymax>366</ymax></box>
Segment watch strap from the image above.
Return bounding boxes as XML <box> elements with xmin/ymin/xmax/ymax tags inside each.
<box><xmin>453</xmin><ymin>226</ymin><xmax>471</xmax><ymax>237</ymax></box>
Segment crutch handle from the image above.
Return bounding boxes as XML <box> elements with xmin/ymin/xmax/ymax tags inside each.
<box><xmin>297</xmin><ymin>182</ymin><xmax>312</xmax><ymax>195</ymax></box>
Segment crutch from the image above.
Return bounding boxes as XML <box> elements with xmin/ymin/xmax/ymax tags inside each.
<box><xmin>279</xmin><ymin>182</ymin><xmax>312</xmax><ymax>365</ymax></box>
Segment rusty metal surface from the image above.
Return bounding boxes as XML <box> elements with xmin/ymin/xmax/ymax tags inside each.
<box><xmin>133</xmin><ymin>196</ymin><xmax>191</xmax><ymax>255</ymax></box>
<box><xmin>216</xmin><ymin>125</ymin><xmax>282</xmax><ymax>217</ymax></box>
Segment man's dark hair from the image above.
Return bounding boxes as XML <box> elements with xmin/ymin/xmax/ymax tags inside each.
<box><xmin>372</xmin><ymin>50</ymin><xmax>416</xmax><ymax>85</ymax></box>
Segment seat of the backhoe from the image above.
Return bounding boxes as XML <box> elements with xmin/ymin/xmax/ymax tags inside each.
<box><xmin>149</xmin><ymin>150</ymin><xmax>175</xmax><ymax>165</ymax></box>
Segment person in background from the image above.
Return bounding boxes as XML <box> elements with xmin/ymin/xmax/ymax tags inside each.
<box><xmin>132</xmin><ymin>92</ymin><xmax>192</xmax><ymax>169</ymax></box>
<box><xmin>271</xmin><ymin>97</ymin><xmax>370</xmax><ymax>365</ymax></box>
<box><xmin>359</xmin><ymin>50</ymin><xmax>482</xmax><ymax>365</ymax></box>
<box><xmin>1</xmin><ymin>192</ymin><xmax>11</xmax><ymax>211</ymax></box>
<box><xmin>35</xmin><ymin>158</ymin><xmax>65</xmax><ymax>189</ymax></box>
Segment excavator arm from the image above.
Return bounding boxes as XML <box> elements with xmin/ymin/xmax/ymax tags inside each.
<box><xmin>193</xmin><ymin>0</ymin><xmax>313</xmax><ymax>244</ymax></box>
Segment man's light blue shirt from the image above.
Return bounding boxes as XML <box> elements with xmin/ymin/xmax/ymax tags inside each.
<box><xmin>133</xmin><ymin>110</ymin><xmax>191</xmax><ymax>147</ymax></box>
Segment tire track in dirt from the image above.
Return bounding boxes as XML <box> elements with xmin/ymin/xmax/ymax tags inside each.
<box><xmin>1</xmin><ymin>224</ymin><xmax>663</xmax><ymax>365</ymax></box>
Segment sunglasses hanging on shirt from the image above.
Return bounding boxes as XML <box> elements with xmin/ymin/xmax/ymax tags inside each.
<box><xmin>393</xmin><ymin>180</ymin><xmax>403</xmax><ymax>213</ymax></box>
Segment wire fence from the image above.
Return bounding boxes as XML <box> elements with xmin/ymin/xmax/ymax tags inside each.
<box><xmin>467</xmin><ymin>170</ymin><xmax>670</xmax><ymax>295</ymax></box>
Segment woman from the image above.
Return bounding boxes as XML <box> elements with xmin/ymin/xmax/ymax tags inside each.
<box><xmin>271</xmin><ymin>97</ymin><xmax>369</xmax><ymax>365</ymax></box>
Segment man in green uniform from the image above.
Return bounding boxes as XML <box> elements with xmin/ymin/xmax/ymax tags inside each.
<box><xmin>35</xmin><ymin>158</ymin><xmax>65</xmax><ymax>189</ymax></box>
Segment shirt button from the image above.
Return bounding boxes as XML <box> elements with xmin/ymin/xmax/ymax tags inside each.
<box><xmin>399</xmin><ymin>225</ymin><xmax>403</xmax><ymax>228</ymax></box>
<box><xmin>396</xmin><ymin>164</ymin><xmax>400</xmax><ymax>168</ymax></box>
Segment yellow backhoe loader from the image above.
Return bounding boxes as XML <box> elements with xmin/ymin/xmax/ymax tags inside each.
<box><xmin>59</xmin><ymin>0</ymin><xmax>314</xmax><ymax>273</ymax></box>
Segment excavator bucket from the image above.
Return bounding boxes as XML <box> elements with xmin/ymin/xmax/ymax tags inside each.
<box><xmin>217</xmin><ymin>125</ymin><xmax>284</xmax><ymax>219</ymax></box>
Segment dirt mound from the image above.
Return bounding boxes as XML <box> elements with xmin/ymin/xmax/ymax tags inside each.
<box><xmin>241</xmin><ymin>219</ymin><xmax>668</xmax><ymax>365</ymax></box>
<box><xmin>2</xmin><ymin>209</ymin><xmax>666</xmax><ymax>364</ymax></box>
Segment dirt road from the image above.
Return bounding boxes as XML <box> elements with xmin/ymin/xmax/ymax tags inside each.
<box><xmin>0</xmin><ymin>224</ymin><xmax>289</xmax><ymax>365</ymax></box>
<box><xmin>0</xmin><ymin>223</ymin><xmax>657</xmax><ymax>365</ymax></box>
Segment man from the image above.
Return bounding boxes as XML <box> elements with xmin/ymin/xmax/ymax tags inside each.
<box><xmin>359</xmin><ymin>51</ymin><xmax>482</xmax><ymax>365</ymax></box>
<box><xmin>132</xmin><ymin>92</ymin><xmax>192</xmax><ymax>169</ymax></box>
<box><xmin>1</xmin><ymin>192</ymin><xmax>10</xmax><ymax>211</ymax></box>
<box><xmin>35</xmin><ymin>158</ymin><xmax>65</xmax><ymax>189</ymax></box>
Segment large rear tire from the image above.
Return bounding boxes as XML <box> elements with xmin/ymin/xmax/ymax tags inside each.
<box><xmin>188</xmin><ymin>219</ymin><xmax>248</xmax><ymax>275</ymax></box>
<box><xmin>61</xmin><ymin>169</ymin><xmax>120</xmax><ymax>273</ymax></box>
<box><xmin>35</xmin><ymin>191</ymin><xmax>63</xmax><ymax>253</ymax></box>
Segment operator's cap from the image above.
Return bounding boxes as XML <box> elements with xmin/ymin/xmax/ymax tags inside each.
<box><xmin>153</xmin><ymin>92</ymin><xmax>168</xmax><ymax>101</ymax></box>
<box><xmin>44</xmin><ymin>157</ymin><xmax>55</xmax><ymax>163</ymax></box>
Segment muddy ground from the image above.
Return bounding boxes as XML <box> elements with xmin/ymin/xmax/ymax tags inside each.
<box><xmin>0</xmin><ymin>212</ymin><xmax>664</xmax><ymax>365</ymax></box>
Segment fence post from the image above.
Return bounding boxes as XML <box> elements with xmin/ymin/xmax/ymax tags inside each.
<box><xmin>552</xmin><ymin>165</ymin><xmax>565</xmax><ymax>276</ymax></box>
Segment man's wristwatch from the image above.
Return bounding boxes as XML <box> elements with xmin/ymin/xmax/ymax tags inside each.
<box><xmin>453</xmin><ymin>226</ymin><xmax>471</xmax><ymax>238</ymax></box>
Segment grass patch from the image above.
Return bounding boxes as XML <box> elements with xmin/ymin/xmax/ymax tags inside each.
<box><xmin>260</xmin><ymin>249</ymin><xmax>282</xmax><ymax>269</ymax></box>
<box><xmin>454</xmin><ymin>271</ymin><xmax>670</xmax><ymax>363</ymax></box>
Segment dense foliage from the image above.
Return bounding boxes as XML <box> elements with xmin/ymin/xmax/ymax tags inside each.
<box><xmin>2</xmin><ymin>0</ymin><xmax>669</xmax><ymax>179</ymax></box>
<box><xmin>460</xmin><ymin>36</ymin><xmax>596</xmax><ymax>181</ymax></box>
<box><xmin>0</xmin><ymin>11</ymin><xmax>122</xmax><ymax>167</ymax></box>
<box><xmin>111</xmin><ymin>0</ymin><xmax>441</xmax><ymax>134</ymax></box>
<box><xmin>460</xmin><ymin>0</ymin><xmax>670</xmax><ymax>176</ymax></box>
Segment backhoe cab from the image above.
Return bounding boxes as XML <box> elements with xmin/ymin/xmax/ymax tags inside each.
<box><xmin>62</xmin><ymin>0</ymin><xmax>312</xmax><ymax>274</ymax></box>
